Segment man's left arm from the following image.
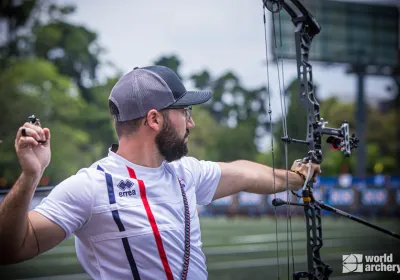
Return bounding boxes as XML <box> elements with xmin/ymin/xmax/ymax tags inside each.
<box><xmin>213</xmin><ymin>160</ymin><xmax>320</xmax><ymax>200</ymax></box>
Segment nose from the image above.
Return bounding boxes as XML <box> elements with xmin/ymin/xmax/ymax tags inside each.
<box><xmin>187</xmin><ymin>117</ymin><xmax>195</xmax><ymax>129</ymax></box>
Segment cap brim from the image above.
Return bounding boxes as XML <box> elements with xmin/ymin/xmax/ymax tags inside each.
<box><xmin>172</xmin><ymin>90</ymin><xmax>212</xmax><ymax>106</ymax></box>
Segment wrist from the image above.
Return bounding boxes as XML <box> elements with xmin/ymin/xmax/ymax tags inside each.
<box><xmin>289</xmin><ymin>170</ymin><xmax>307</xmax><ymax>190</ymax></box>
<box><xmin>20</xmin><ymin>171</ymin><xmax>42</xmax><ymax>185</ymax></box>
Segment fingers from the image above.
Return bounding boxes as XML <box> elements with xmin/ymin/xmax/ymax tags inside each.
<box><xmin>309</xmin><ymin>163</ymin><xmax>321</xmax><ymax>175</ymax></box>
<box><xmin>19</xmin><ymin>134</ymin><xmax>40</xmax><ymax>147</ymax></box>
<box><xmin>18</xmin><ymin>127</ymin><xmax>40</xmax><ymax>142</ymax></box>
<box><xmin>42</xmin><ymin>128</ymin><xmax>51</xmax><ymax>146</ymax></box>
<box><xmin>291</xmin><ymin>160</ymin><xmax>322</xmax><ymax>183</ymax></box>
<box><xmin>310</xmin><ymin>163</ymin><xmax>321</xmax><ymax>183</ymax></box>
<box><xmin>291</xmin><ymin>160</ymin><xmax>322</xmax><ymax>174</ymax></box>
<box><xmin>16</xmin><ymin>122</ymin><xmax>49</xmax><ymax>145</ymax></box>
<box><xmin>291</xmin><ymin>159</ymin><xmax>303</xmax><ymax>170</ymax></box>
<box><xmin>314</xmin><ymin>163</ymin><xmax>321</xmax><ymax>174</ymax></box>
<box><xmin>26</xmin><ymin>122</ymin><xmax>46</xmax><ymax>141</ymax></box>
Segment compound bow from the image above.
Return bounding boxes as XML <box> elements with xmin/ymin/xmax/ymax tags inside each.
<box><xmin>262</xmin><ymin>1</ymin><xmax>400</xmax><ymax>279</ymax></box>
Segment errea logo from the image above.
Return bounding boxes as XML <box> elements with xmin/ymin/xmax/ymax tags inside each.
<box><xmin>117</xmin><ymin>179</ymin><xmax>136</xmax><ymax>197</ymax></box>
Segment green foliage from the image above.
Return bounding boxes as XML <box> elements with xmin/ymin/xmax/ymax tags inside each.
<box><xmin>0</xmin><ymin>0</ymin><xmax>37</xmax><ymax>61</ymax></box>
<box><xmin>187</xmin><ymin>106</ymin><xmax>221</xmax><ymax>161</ymax></box>
<box><xmin>213</xmin><ymin>121</ymin><xmax>259</xmax><ymax>162</ymax></box>
<box><xmin>153</xmin><ymin>55</ymin><xmax>182</xmax><ymax>79</ymax></box>
<box><xmin>34</xmin><ymin>21</ymin><xmax>103</xmax><ymax>102</ymax></box>
<box><xmin>0</xmin><ymin>58</ymin><xmax>87</xmax><ymax>182</ymax></box>
<box><xmin>0</xmin><ymin>1</ymin><xmax>123</xmax><ymax>186</ymax></box>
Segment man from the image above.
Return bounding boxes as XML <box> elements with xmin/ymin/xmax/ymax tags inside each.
<box><xmin>0</xmin><ymin>66</ymin><xmax>320</xmax><ymax>279</ymax></box>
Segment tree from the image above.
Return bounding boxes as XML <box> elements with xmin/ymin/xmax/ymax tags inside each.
<box><xmin>0</xmin><ymin>1</ymin><xmax>115</xmax><ymax>186</ymax></box>
<box><xmin>0</xmin><ymin>0</ymin><xmax>37</xmax><ymax>66</ymax></box>
<box><xmin>34</xmin><ymin>18</ymin><xmax>103</xmax><ymax>102</ymax></box>
<box><xmin>0</xmin><ymin>58</ymin><xmax>93</xmax><ymax>184</ymax></box>
<box><xmin>153</xmin><ymin>55</ymin><xmax>182</xmax><ymax>79</ymax></box>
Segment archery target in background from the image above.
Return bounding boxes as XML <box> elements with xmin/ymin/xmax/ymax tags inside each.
<box><xmin>361</xmin><ymin>189</ymin><xmax>388</xmax><ymax>206</ymax></box>
<box><xmin>327</xmin><ymin>189</ymin><xmax>355</xmax><ymax>206</ymax></box>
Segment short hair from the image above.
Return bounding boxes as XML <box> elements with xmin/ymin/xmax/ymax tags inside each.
<box><xmin>109</xmin><ymin>100</ymin><xmax>170</xmax><ymax>138</ymax></box>
<box><xmin>109</xmin><ymin>100</ymin><xmax>144</xmax><ymax>138</ymax></box>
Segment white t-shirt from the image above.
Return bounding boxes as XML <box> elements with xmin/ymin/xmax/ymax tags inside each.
<box><xmin>34</xmin><ymin>150</ymin><xmax>221</xmax><ymax>280</ymax></box>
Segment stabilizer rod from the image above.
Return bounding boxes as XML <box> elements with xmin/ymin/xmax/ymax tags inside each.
<box><xmin>272</xmin><ymin>198</ymin><xmax>400</xmax><ymax>240</ymax></box>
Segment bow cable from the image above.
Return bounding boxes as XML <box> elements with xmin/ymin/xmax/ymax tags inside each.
<box><xmin>262</xmin><ymin>5</ymin><xmax>281</xmax><ymax>280</ymax></box>
<box><xmin>272</xmin><ymin>5</ymin><xmax>296</xmax><ymax>279</ymax></box>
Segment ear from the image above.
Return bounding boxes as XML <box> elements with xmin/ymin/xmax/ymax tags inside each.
<box><xmin>145</xmin><ymin>109</ymin><xmax>164</xmax><ymax>132</ymax></box>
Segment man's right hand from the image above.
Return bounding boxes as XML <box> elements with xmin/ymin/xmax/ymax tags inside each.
<box><xmin>15</xmin><ymin>122</ymin><xmax>51</xmax><ymax>177</ymax></box>
<box><xmin>0</xmin><ymin>122</ymin><xmax>64</xmax><ymax>265</ymax></box>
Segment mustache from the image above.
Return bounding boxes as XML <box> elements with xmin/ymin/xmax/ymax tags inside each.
<box><xmin>185</xmin><ymin>130</ymin><xmax>189</xmax><ymax>138</ymax></box>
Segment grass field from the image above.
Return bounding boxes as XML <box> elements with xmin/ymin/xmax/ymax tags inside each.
<box><xmin>1</xmin><ymin>216</ymin><xmax>399</xmax><ymax>280</ymax></box>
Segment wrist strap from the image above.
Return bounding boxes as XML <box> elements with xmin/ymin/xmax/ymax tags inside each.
<box><xmin>290</xmin><ymin>170</ymin><xmax>306</xmax><ymax>181</ymax></box>
<box><xmin>290</xmin><ymin>170</ymin><xmax>311</xmax><ymax>188</ymax></box>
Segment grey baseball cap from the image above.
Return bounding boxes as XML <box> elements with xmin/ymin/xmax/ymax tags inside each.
<box><xmin>109</xmin><ymin>65</ymin><xmax>212</xmax><ymax>121</ymax></box>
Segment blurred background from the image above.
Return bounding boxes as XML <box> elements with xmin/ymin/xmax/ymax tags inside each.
<box><xmin>0</xmin><ymin>0</ymin><xmax>399</xmax><ymax>279</ymax></box>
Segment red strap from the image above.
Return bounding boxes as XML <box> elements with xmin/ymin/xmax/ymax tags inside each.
<box><xmin>127</xmin><ymin>166</ymin><xmax>174</xmax><ymax>280</ymax></box>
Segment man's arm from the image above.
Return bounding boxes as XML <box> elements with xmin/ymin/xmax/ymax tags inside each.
<box><xmin>0</xmin><ymin>173</ymin><xmax>65</xmax><ymax>264</ymax></box>
<box><xmin>213</xmin><ymin>160</ymin><xmax>320</xmax><ymax>200</ymax></box>
<box><xmin>0</xmin><ymin>122</ymin><xmax>65</xmax><ymax>264</ymax></box>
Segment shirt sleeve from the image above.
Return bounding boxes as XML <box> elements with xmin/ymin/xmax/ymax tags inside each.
<box><xmin>33</xmin><ymin>169</ymin><xmax>95</xmax><ymax>239</ymax></box>
<box><xmin>180</xmin><ymin>157</ymin><xmax>221</xmax><ymax>205</ymax></box>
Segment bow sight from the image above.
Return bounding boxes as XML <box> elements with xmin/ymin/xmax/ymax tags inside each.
<box><xmin>262</xmin><ymin>1</ymin><xmax>400</xmax><ymax>280</ymax></box>
<box><xmin>281</xmin><ymin>119</ymin><xmax>359</xmax><ymax>163</ymax></box>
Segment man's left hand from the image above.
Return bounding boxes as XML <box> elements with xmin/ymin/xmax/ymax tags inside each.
<box><xmin>290</xmin><ymin>159</ymin><xmax>321</xmax><ymax>184</ymax></box>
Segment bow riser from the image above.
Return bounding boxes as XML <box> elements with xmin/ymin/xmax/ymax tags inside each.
<box><xmin>296</xmin><ymin>193</ymin><xmax>332</xmax><ymax>280</ymax></box>
<box><xmin>295</xmin><ymin>25</ymin><xmax>322</xmax><ymax>164</ymax></box>
<box><xmin>264</xmin><ymin>1</ymin><xmax>357</xmax><ymax>280</ymax></box>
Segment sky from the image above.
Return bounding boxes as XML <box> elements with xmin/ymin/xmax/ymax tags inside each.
<box><xmin>61</xmin><ymin>0</ymin><xmax>396</xmax><ymax>122</ymax></box>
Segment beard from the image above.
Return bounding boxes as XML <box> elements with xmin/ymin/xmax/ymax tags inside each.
<box><xmin>155</xmin><ymin>116</ymin><xmax>189</xmax><ymax>162</ymax></box>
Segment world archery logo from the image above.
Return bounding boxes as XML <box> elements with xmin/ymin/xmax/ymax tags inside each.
<box><xmin>117</xmin><ymin>179</ymin><xmax>136</xmax><ymax>197</ymax></box>
<box><xmin>342</xmin><ymin>254</ymin><xmax>363</xmax><ymax>273</ymax></box>
<box><xmin>343</xmin><ymin>253</ymin><xmax>400</xmax><ymax>274</ymax></box>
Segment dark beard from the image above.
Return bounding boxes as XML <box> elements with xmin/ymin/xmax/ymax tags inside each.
<box><xmin>155</xmin><ymin>116</ymin><xmax>189</xmax><ymax>162</ymax></box>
